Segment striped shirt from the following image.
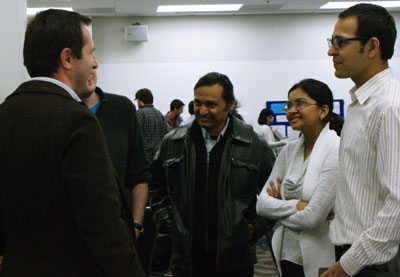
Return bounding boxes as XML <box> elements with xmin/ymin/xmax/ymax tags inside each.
<box><xmin>329</xmin><ymin>68</ymin><xmax>400</xmax><ymax>276</ymax></box>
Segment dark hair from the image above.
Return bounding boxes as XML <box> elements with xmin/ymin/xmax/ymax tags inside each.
<box><xmin>339</xmin><ymin>3</ymin><xmax>397</xmax><ymax>60</ymax></box>
<box><xmin>188</xmin><ymin>101</ymin><xmax>194</xmax><ymax>115</ymax></box>
<box><xmin>288</xmin><ymin>79</ymin><xmax>344</xmax><ymax>136</ymax></box>
<box><xmin>258</xmin><ymin>108</ymin><xmax>274</xmax><ymax>125</ymax></box>
<box><xmin>23</xmin><ymin>9</ymin><xmax>91</xmax><ymax>77</ymax></box>
<box><xmin>170</xmin><ymin>99</ymin><xmax>184</xmax><ymax>111</ymax></box>
<box><xmin>135</xmin><ymin>88</ymin><xmax>153</xmax><ymax>104</ymax></box>
<box><xmin>194</xmin><ymin>72</ymin><xmax>235</xmax><ymax>105</ymax></box>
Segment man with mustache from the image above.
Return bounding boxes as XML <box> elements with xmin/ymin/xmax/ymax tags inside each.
<box><xmin>150</xmin><ymin>72</ymin><xmax>275</xmax><ymax>276</ymax></box>
<box><xmin>323</xmin><ymin>3</ymin><xmax>400</xmax><ymax>277</ymax></box>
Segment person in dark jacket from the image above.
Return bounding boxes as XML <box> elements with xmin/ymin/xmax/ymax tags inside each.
<box><xmin>0</xmin><ymin>9</ymin><xmax>144</xmax><ymax>276</ymax></box>
<box><xmin>150</xmin><ymin>72</ymin><xmax>275</xmax><ymax>277</ymax></box>
<box><xmin>80</xmin><ymin>71</ymin><xmax>151</xmax><ymax>241</ymax></box>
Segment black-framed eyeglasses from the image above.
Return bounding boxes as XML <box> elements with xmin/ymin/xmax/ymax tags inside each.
<box><xmin>283</xmin><ymin>100</ymin><xmax>319</xmax><ymax>113</ymax></box>
<box><xmin>327</xmin><ymin>37</ymin><xmax>368</xmax><ymax>49</ymax></box>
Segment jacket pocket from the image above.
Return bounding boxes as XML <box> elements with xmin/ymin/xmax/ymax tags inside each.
<box><xmin>162</xmin><ymin>156</ymin><xmax>184</xmax><ymax>196</ymax></box>
<box><xmin>230</xmin><ymin>157</ymin><xmax>260</xmax><ymax>195</ymax></box>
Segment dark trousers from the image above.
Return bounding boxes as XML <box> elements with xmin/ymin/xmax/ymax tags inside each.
<box><xmin>281</xmin><ymin>260</ymin><xmax>305</xmax><ymax>277</ymax></box>
<box><xmin>173</xmin><ymin>266</ymin><xmax>254</xmax><ymax>277</ymax></box>
<box><xmin>172</xmin><ymin>254</ymin><xmax>254</xmax><ymax>277</ymax></box>
<box><xmin>335</xmin><ymin>245</ymin><xmax>399</xmax><ymax>277</ymax></box>
<box><xmin>136</xmin><ymin>208</ymin><xmax>157</xmax><ymax>274</ymax></box>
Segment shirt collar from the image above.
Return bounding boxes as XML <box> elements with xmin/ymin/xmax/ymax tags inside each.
<box><xmin>201</xmin><ymin>117</ymin><xmax>230</xmax><ymax>142</ymax></box>
<box><xmin>24</xmin><ymin>77</ymin><xmax>82</xmax><ymax>102</ymax></box>
<box><xmin>349</xmin><ymin>68</ymin><xmax>393</xmax><ymax>105</ymax></box>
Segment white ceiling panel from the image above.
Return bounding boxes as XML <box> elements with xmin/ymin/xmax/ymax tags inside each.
<box><xmin>26</xmin><ymin>0</ymin><xmax>400</xmax><ymax>16</ymax></box>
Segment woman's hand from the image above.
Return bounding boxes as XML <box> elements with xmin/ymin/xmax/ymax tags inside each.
<box><xmin>267</xmin><ymin>177</ymin><xmax>282</xmax><ymax>199</ymax></box>
<box><xmin>296</xmin><ymin>200</ymin><xmax>309</xmax><ymax>211</ymax></box>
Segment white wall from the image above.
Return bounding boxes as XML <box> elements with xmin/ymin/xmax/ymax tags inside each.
<box><xmin>92</xmin><ymin>13</ymin><xmax>400</xmax><ymax>128</ymax></box>
<box><xmin>0</xmin><ymin>0</ymin><xmax>27</xmax><ymax>103</ymax></box>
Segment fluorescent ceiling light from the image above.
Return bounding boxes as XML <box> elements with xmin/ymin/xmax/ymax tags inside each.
<box><xmin>157</xmin><ymin>4</ymin><xmax>243</xmax><ymax>13</ymax></box>
<box><xmin>321</xmin><ymin>1</ymin><xmax>400</xmax><ymax>9</ymax></box>
<box><xmin>27</xmin><ymin>7</ymin><xmax>73</xmax><ymax>16</ymax></box>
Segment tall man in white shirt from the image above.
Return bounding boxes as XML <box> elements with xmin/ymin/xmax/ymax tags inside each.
<box><xmin>322</xmin><ymin>4</ymin><xmax>400</xmax><ymax>277</ymax></box>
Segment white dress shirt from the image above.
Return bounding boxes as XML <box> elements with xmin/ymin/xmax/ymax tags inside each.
<box><xmin>24</xmin><ymin>77</ymin><xmax>82</xmax><ymax>102</ymax></box>
<box><xmin>329</xmin><ymin>68</ymin><xmax>400</xmax><ymax>276</ymax></box>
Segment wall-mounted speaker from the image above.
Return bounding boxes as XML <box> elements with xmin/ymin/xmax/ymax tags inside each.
<box><xmin>125</xmin><ymin>25</ymin><xmax>148</xmax><ymax>42</ymax></box>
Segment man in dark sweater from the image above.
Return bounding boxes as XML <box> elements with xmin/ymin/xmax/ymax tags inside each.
<box><xmin>81</xmin><ymin>71</ymin><xmax>150</xmax><ymax>241</ymax></box>
<box><xmin>150</xmin><ymin>72</ymin><xmax>275</xmax><ymax>277</ymax></box>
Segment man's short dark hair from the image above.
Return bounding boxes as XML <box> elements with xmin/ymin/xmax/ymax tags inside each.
<box><xmin>170</xmin><ymin>99</ymin><xmax>184</xmax><ymax>111</ymax></box>
<box><xmin>188</xmin><ymin>101</ymin><xmax>194</xmax><ymax>115</ymax></box>
<box><xmin>23</xmin><ymin>9</ymin><xmax>91</xmax><ymax>78</ymax></box>
<box><xmin>135</xmin><ymin>88</ymin><xmax>153</xmax><ymax>104</ymax></box>
<box><xmin>194</xmin><ymin>72</ymin><xmax>235</xmax><ymax>106</ymax></box>
<box><xmin>339</xmin><ymin>3</ymin><xmax>397</xmax><ymax>60</ymax></box>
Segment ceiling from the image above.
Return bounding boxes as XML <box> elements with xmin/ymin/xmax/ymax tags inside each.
<box><xmin>26</xmin><ymin>0</ymin><xmax>400</xmax><ymax>17</ymax></box>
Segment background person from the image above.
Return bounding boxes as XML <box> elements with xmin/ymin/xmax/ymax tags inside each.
<box><xmin>179</xmin><ymin>100</ymin><xmax>195</xmax><ymax>126</ymax></box>
<box><xmin>257</xmin><ymin>108</ymin><xmax>288</xmax><ymax>156</ymax></box>
<box><xmin>257</xmin><ymin>79</ymin><xmax>343</xmax><ymax>277</ymax></box>
<box><xmin>165</xmin><ymin>99</ymin><xmax>184</xmax><ymax>131</ymax></box>
<box><xmin>135</xmin><ymin>88</ymin><xmax>168</xmax><ymax>163</ymax></box>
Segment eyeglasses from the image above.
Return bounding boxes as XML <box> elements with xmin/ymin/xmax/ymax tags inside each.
<box><xmin>283</xmin><ymin>100</ymin><xmax>319</xmax><ymax>113</ymax></box>
<box><xmin>327</xmin><ymin>37</ymin><xmax>367</xmax><ymax>49</ymax></box>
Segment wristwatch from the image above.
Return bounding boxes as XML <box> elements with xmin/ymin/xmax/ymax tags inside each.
<box><xmin>134</xmin><ymin>223</ymin><xmax>144</xmax><ymax>237</ymax></box>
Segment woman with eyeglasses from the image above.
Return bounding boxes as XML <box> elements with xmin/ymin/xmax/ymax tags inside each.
<box><xmin>256</xmin><ymin>79</ymin><xmax>343</xmax><ymax>277</ymax></box>
<box><xmin>257</xmin><ymin>108</ymin><xmax>288</xmax><ymax>156</ymax></box>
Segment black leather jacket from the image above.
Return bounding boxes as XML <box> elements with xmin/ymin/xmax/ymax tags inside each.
<box><xmin>149</xmin><ymin>116</ymin><xmax>275</xmax><ymax>271</ymax></box>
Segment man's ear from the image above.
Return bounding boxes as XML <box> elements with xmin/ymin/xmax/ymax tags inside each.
<box><xmin>228</xmin><ymin>100</ymin><xmax>235</xmax><ymax>112</ymax></box>
<box><xmin>59</xmin><ymin>48</ymin><xmax>73</xmax><ymax>70</ymax></box>
<box><xmin>367</xmin><ymin>37</ymin><xmax>380</xmax><ymax>59</ymax></box>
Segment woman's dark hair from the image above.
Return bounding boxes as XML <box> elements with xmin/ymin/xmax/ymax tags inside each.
<box><xmin>288</xmin><ymin>78</ymin><xmax>344</xmax><ymax>136</ymax></box>
<box><xmin>258</xmin><ymin>108</ymin><xmax>274</xmax><ymax>125</ymax></box>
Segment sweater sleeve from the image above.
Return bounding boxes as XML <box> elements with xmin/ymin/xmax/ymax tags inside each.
<box><xmin>256</xmin><ymin>143</ymin><xmax>298</xmax><ymax>220</ymax></box>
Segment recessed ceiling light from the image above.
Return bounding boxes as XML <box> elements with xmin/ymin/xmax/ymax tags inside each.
<box><xmin>157</xmin><ymin>4</ymin><xmax>243</xmax><ymax>13</ymax></box>
<box><xmin>27</xmin><ymin>7</ymin><xmax>73</xmax><ymax>16</ymax></box>
<box><xmin>321</xmin><ymin>1</ymin><xmax>400</xmax><ymax>9</ymax></box>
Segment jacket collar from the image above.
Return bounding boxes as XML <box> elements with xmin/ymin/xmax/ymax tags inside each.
<box><xmin>8</xmin><ymin>79</ymin><xmax>77</xmax><ymax>102</ymax></box>
<box><xmin>169</xmin><ymin>114</ymin><xmax>253</xmax><ymax>144</ymax></box>
<box><xmin>95</xmin><ymin>86</ymin><xmax>108</xmax><ymax>104</ymax></box>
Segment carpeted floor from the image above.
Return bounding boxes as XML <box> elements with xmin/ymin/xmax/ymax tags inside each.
<box><xmin>149</xmin><ymin>236</ymin><xmax>278</xmax><ymax>277</ymax></box>
<box><xmin>254</xmin><ymin>237</ymin><xmax>278</xmax><ymax>276</ymax></box>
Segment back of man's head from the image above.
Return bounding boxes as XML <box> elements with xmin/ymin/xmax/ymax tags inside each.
<box><xmin>188</xmin><ymin>101</ymin><xmax>194</xmax><ymax>115</ymax></box>
<box><xmin>23</xmin><ymin>9</ymin><xmax>91</xmax><ymax>77</ymax></box>
<box><xmin>194</xmin><ymin>72</ymin><xmax>235</xmax><ymax>106</ymax></box>
<box><xmin>170</xmin><ymin>99</ymin><xmax>184</xmax><ymax>111</ymax></box>
<box><xmin>135</xmin><ymin>88</ymin><xmax>153</xmax><ymax>104</ymax></box>
<box><xmin>339</xmin><ymin>3</ymin><xmax>397</xmax><ymax>60</ymax></box>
